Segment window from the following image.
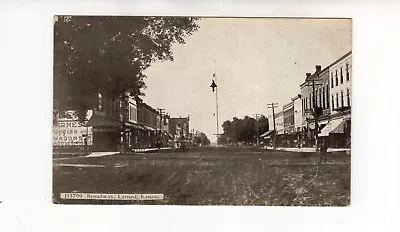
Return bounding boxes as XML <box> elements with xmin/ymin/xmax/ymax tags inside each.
<box><xmin>332</xmin><ymin>95</ymin><xmax>335</xmax><ymax>109</ymax></box>
<box><xmin>341</xmin><ymin>91</ymin><xmax>344</xmax><ymax>107</ymax></box>
<box><xmin>326</xmin><ymin>85</ymin><xmax>329</xmax><ymax>109</ymax></box>
<box><xmin>336</xmin><ymin>93</ymin><xmax>339</xmax><ymax>108</ymax></box>
<box><xmin>347</xmin><ymin>88</ymin><xmax>351</xmax><ymax>107</ymax></box>
<box><xmin>309</xmin><ymin>93</ymin><xmax>312</xmax><ymax>109</ymax></box>
<box><xmin>346</xmin><ymin>63</ymin><xmax>350</xmax><ymax>81</ymax></box>
<box><xmin>340</xmin><ymin>67</ymin><xmax>343</xmax><ymax>84</ymax></box>
<box><xmin>335</xmin><ymin>70</ymin><xmax>338</xmax><ymax>86</ymax></box>
<box><xmin>322</xmin><ymin>87</ymin><xmax>325</xmax><ymax>109</ymax></box>
<box><xmin>319</xmin><ymin>89</ymin><xmax>322</xmax><ymax>108</ymax></box>
<box><xmin>331</xmin><ymin>73</ymin><xmax>334</xmax><ymax>88</ymax></box>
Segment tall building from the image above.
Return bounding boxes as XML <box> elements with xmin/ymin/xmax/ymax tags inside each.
<box><xmin>300</xmin><ymin>65</ymin><xmax>332</xmax><ymax>147</ymax></box>
<box><xmin>320</xmin><ymin>51</ymin><xmax>352</xmax><ymax>148</ymax></box>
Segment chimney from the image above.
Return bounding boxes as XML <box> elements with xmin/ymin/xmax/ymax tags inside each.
<box><xmin>316</xmin><ymin>65</ymin><xmax>321</xmax><ymax>73</ymax></box>
<box><xmin>306</xmin><ymin>73</ymin><xmax>311</xmax><ymax>78</ymax></box>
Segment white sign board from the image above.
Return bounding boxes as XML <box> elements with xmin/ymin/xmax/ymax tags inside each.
<box><xmin>53</xmin><ymin>120</ymin><xmax>93</xmax><ymax>146</ymax></box>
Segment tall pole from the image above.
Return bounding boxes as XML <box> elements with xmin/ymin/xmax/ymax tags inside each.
<box><xmin>253</xmin><ymin>114</ymin><xmax>263</xmax><ymax>146</ymax></box>
<box><xmin>272</xmin><ymin>105</ymin><xmax>276</xmax><ymax>148</ymax></box>
<box><xmin>268</xmin><ymin>103</ymin><xmax>278</xmax><ymax>149</ymax></box>
<box><xmin>157</xmin><ymin>108</ymin><xmax>165</xmax><ymax>148</ymax></box>
<box><xmin>215</xmin><ymin>59</ymin><xmax>219</xmax><ymax>146</ymax></box>
<box><xmin>313</xmin><ymin>73</ymin><xmax>320</xmax><ymax>149</ymax></box>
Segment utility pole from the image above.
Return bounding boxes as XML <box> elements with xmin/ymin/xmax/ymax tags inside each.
<box><xmin>267</xmin><ymin>103</ymin><xmax>278</xmax><ymax>149</ymax></box>
<box><xmin>253</xmin><ymin>114</ymin><xmax>263</xmax><ymax>146</ymax></box>
<box><xmin>157</xmin><ymin>108</ymin><xmax>165</xmax><ymax>148</ymax></box>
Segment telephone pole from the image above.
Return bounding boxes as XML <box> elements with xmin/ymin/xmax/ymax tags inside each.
<box><xmin>267</xmin><ymin>103</ymin><xmax>278</xmax><ymax>149</ymax></box>
<box><xmin>157</xmin><ymin>108</ymin><xmax>165</xmax><ymax>148</ymax></box>
<box><xmin>253</xmin><ymin>114</ymin><xmax>263</xmax><ymax>146</ymax></box>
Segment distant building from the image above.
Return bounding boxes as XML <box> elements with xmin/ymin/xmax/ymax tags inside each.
<box><xmin>292</xmin><ymin>94</ymin><xmax>302</xmax><ymax>133</ymax></box>
<box><xmin>169</xmin><ymin>116</ymin><xmax>190</xmax><ymax>147</ymax></box>
<box><xmin>275</xmin><ymin>111</ymin><xmax>284</xmax><ymax>135</ymax></box>
<box><xmin>283</xmin><ymin>101</ymin><xmax>295</xmax><ymax>134</ymax></box>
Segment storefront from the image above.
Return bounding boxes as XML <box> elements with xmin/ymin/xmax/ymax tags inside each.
<box><xmin>87</xmin><ymin>114</ymin><xmax>122</xmax><ymax>152</ymax></box>
<box><xmin>318</xmin><ymin>117</ymin><xmax>351</xmax><ymax>148</ymax></box>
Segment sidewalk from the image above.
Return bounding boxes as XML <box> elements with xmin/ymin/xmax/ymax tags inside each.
<box><xmin>132</xmin><ymin>147</ymin><xmax>173</xmax><ymax>153</ymax></box>
<box><xmin>263</xmin><ymin>146</ymin><xmax>351</xmax><ymax>153</ymax></box>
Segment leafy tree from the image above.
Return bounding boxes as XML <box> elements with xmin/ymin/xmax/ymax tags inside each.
<box><xmin>221</xmin><ymin>115</ymin><xmax>269</xmax><ymax>145</ymax></box>
<box><xmin>194</xmin><ymin>132</ymin><xmax>210</xmax><ymax>146</ymax></box>
<box><xmin>54</xmin><ymin>16</ymin><xmax>199</xmax><ymax>121</ymax></box>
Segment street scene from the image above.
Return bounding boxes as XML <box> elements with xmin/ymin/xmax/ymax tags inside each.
<box><xmin>53</xmin><ymin>17</ymin><xmax>351</xmax><ymax>206</ymax></box>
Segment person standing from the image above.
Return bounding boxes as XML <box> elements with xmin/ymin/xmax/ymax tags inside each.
<box><xmin>320</xmin><ymin>138</ymin><xmax>328</xmax><ymax>164</ymax></box>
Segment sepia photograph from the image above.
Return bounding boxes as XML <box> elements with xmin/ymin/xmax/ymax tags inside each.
<box><xmin>53</xmin><ymin>16</ymin><xmax>352</xmax><ymax>206</ymax></box>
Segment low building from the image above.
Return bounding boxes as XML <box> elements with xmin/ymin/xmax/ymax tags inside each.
<box><xmin>292</xmin><ymin>94</ymin><xmax>302</xmax><ymax>133</ymax></box>
<box><xmin>137</xmin><ymin>99</ymin><xmax>159</xmax><ymax>148</ymax></box>
<box><xmin>86</xmin><ymin>93</ymin><xmax>124</xmax><ymax>151</ymax></box>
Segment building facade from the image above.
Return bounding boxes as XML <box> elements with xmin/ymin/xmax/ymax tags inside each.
<box><xmin>300</xmin><ymin>65</ymin><xmax>332</xmax><ymax>147</ymax></box>
<box><xmin>169</xmin><ymin>116</ymin><xmax>190</xmax><ymax>147</ymax></box>
<box><xmin>321</xmin><ymin>51</ymin><xmax>352</xmax><ymax>148</ymax></box>
<box><xmin>283</xmin><ymin>102</ymin><xmax>295</xmax><ymax>134</ymax></box>
<box><xmin>292</xmin><ymin>94</ymin><xmax>302</xmax><ymax>133</ymax></box>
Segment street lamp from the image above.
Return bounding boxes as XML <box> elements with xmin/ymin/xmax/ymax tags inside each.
<box><xmin>210</xmin><ymin>76</ymin><xmax>219</xmax><ymax>145</ymax></box>
<box><xmin>210</xmin><ymin>80</ymin><xmax>217</xmax><ymax>92</ymax></box>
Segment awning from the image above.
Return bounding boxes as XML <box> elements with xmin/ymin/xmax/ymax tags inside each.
<box><xmin>330</xmin><ymin>120</ymin><xmax>346</xmax><ymax>134</ymax></box>
<box><xmin>143</xmin><ymin>125</ymin><xmax>155</xmax><ymax>131</ymax></box>
<box><xmin>318</xmin><ymin>118</ymin><xmax>344</xmax><ymax>137</ymax></box>
<box><xmin>126</xmin><ymin>122</ymin><xmax>146</xmax><ymax>130</ymax></box>
<box><xmin>86</xmin><ymin>114</ymin><xmax>122</xmax><ymax>127</ymax></box>
<box><xmin>260</xmin><ymin>130</ymin><xmax>274</xmax><ymax>138</ymax></box>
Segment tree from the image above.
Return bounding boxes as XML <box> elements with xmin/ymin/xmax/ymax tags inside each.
<box><xmin>194</xmin><ymin>132</ymin><xmax>210</xmax><ymax>146</ymax></box>
<box><xmin>54</xmin><ymin>16</ymin><xmax>200</xmax><ymax>121</ymax></box>
<box><xmin>221</xmin><ymin>115</ymin><xmax>269</xmax><ymax>145</ymax></box>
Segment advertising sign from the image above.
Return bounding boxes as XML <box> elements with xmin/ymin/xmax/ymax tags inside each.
<box><xmin>53</xmin><ymin>120</ymin><xmax>93</xmax><ymax>146</ymax></box>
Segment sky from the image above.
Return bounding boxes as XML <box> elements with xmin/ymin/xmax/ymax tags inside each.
<box><xmin>143</xmin><ymin>18</ymin><xmax>352</xmax><ymax>143</ymax></box>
